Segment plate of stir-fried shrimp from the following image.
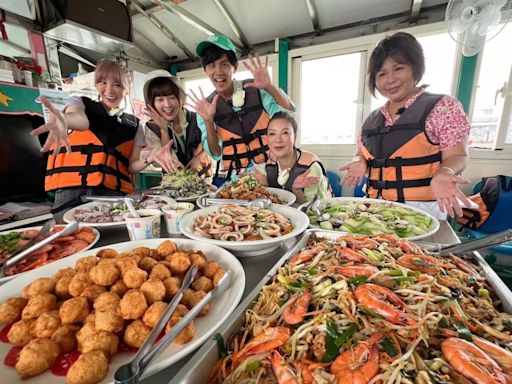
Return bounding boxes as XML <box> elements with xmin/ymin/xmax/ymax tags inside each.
<box><xmin>208</xmin><ymin>231</ymin><xmax>512</xmax><ymax>384</ymax></box>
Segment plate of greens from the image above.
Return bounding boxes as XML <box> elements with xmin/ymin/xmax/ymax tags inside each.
<box><xmin>298</xmin><ymin>197</ymin><xmax>439</xmax><ymax>240</ymax></box>
<box><xmin>154</xmin><ymin>169</ymin><xmax>214</xmax><ymax>201</ymax></box>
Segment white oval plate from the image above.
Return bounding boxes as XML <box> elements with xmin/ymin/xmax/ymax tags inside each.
<box><xmin>0</xmin><ymin>225</ymin><xmax>100</xmax><ymax>284</ymax></box>
<box><xmin>196</xmin><ymin>187</ymin><xmax>296</xmax><ymax>208</ymax></box>
<box><xmin>298</xmin><ymin>197</ymin><xmax>440</xmax><ymax>241</ymax></box>
<box><xmin>180</xmin><ymin>204</ymin><xmax>309</xmax><ymax>257</ymax></box>
<box><xmin>0</xmin><ymin>238</ymin><xmax>245</xmax><ymax>384</ymax></box>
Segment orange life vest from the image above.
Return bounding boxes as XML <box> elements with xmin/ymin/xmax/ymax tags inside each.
<box><xmin>45</xmin><ymin>97</ymin><xmax>137</xmax><ymax>194</ymax></box>
<box><xmin>208</xmin><ymin>81</ymin><xmax>269</xmax><ymax>178</ymax></box>
<box><xmin>360</xmin><ymin>92</ymin><xmax>443</xmax><ymax>202</ymax></box>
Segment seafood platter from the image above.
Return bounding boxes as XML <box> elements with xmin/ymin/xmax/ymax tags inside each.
<box><xmin>63</xmin><ymin>195</ymin><xmax>175</xmax><ymax>227</ymax></box>
<box><xmin>180</xmin><ymin>204</ymin><xmax>309</xmax><ymax>257</ymax></box>
<box><xmin>0</xmin><ymin>225</ymin><xmax>99</xmax><ymax>283</ymax></box>
<box><xmin>154</xmin><ymin>169</ymin><xmax>215</xmax><ymax>202</ymax></box>
<box><xmin>169</xmin><ymin>229</ymin><xmax>512</xmax><ymax>384</ymax></box>
<box><xmin>0</xmin><ymin>238</ymin><xmax>244</xmax><ymax>384</ymax></box>
<box><xmin>197</xmin><ymin>175</ymin><xmax>296</xmax><ymax>208</ymax></box>
<box><xmin>299</xmin><ymin>197</ymin><xmax>440</xmax><ymax>240</ymax></box>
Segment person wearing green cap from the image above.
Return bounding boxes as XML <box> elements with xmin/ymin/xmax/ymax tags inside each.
<box><xmin>188</xmin><ymin>34</ymin><xmax>294</xmax><ymax>182</ymax></box>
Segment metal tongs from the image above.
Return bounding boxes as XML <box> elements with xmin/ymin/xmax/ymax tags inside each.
<box><xmin>0</xmin><ymin>221</ymin><xmax>79</xmax><ymax>275</ymax></box>
<box><xmin>114</xmin><ymin>267</ymin><xmax>232</xmax><ymax>384</ymax></box>
<box><xmin>433</xmin><ymin>229</ymin><xmax>512</xmax><ymax>256</ymax></box>
<box><xmin>300</xmin><ymin>193</ymin><xmax>321</xmax><ymax>215</ymax></box>
<box><xmin>199</xmin><ymin>196</ymin><xmax>272</xmax><ymax>209</ymax></box>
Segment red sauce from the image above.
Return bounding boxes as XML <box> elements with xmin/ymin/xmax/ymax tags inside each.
<box><xmin>4</xmin><ymin>346</ymin><xmax>22</xmax><ymax>367</ymax></box>
<box><xmin>51</xmin><ymin>351</ymin><xmax>81</xmax><ymax>376</ymax></box>
<box><xmin>0</xmin><ymin>324</ymin><xmax>12</xmax><ymax>343</ymax></box>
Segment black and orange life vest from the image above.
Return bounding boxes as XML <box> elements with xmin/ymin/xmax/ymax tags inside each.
<box><xmin>207</xmin><ymin>81</ymin><xmax>270</xmax><ymax>178</ymax></box>
<box><xmin>45</xmin><ymin>97</ymin><xmax>137</xmax><ymax>194</ymax></box>
<box><xmin>266</xmin><ymin>149</ymin><xmax>327</xmax><ymax>192</ymax></box>
<box><xmin>145</xmin><ymin>110</ymin><xmax>212</xmax><ymax>177</ymax></box>
<box><xmin>360</xmin><ymin>92</ymin><xmax>444</xmax><ymax>202</ymax></box>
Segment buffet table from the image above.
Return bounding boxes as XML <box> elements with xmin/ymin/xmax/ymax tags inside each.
<box><xmin>89</xmin><ymin>220</ymin><xmax>460</xmax><ymax>383</ymax></box>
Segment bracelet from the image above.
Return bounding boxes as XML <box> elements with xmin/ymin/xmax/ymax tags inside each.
<box><xmin>436</xmin><ymin>166</ymin><xmax>456</xmax><ymax>176</ymax></box>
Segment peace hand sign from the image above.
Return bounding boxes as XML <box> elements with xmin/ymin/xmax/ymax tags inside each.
<box><xmin>243</xmin><ymin>53</ymin><xmax>271</xmax><ymax>90</ymax></box>
<box><xmin>186</xmin><ymin>87</ymin><xmax>219</xmax><ymax>123</ymax></box>
<box><xmin>146</xmin><ymin>104</ymin><xmax>169</xmax><ymax>130</ymax></box>
<box><xmin>31</xmin><ymin>96</ymin><xmax>70</xmax><ymax>155</ymax></box>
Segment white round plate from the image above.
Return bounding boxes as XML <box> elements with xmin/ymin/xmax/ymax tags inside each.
<box><xmin>180</xmin><ymin>204</ymin><xmax>309</xmax><ymax>257</ymax></box>
<box><xmin>0</xmin><ymin>238</ymin><xmax>245</xmax><ymax>384</ymax></box>
<box><xmin>196</xmin><ymin>187</ymin><xmax>296</xmax><ymax>208</ymax></box>
<box><xmin>298</xmin><ymin>197</ymin><xmax>440</xmax><ymax>241</ymax></box>
<box><xmin>0</xmin><ymin>225</ymin><xmax>100</xmax><ymax>284</ymax></box>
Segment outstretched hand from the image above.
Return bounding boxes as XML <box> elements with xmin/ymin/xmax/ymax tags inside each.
<box><xmin>339</xmin><ymin>159</ymin><xmax>367</xmax><ymax>188</ymax></box>
<box><xmin>148</xmin><ymin>141</ymin><xmax>184</xmax><ymax>174</ymax></box>
<box><xmin>248</xmin><ymin>168</ymin><xmax>268</xmax><ymax>186</ymax></box>
<box><xmin>31</xmin><ymin>96</ymin><xmax>70</xmax><ymax>155</ymax></box>
<box><xmin>243</xmin><ymin>53</ymin><xmax>271</xmax><ymax>90</ymax></box>
<box><xmin>293</xmin><ymin>169</ymin><xmax>320</xmax><ymax>189</ymax></box>
<box><xmin>186</xmin><ymin>87</ymin><xmax>218</xmax><ymax>123</ymax></box>
<box><xmin>431</xmin><ymin>169</ymin><xmax>471</xmax><ymax>217</ymax></box>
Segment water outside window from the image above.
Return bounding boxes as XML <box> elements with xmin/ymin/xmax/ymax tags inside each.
<box><xmin>300</xmin><ymin>52</ymin><xmax>363</xmax><ymax>144</ymax></box>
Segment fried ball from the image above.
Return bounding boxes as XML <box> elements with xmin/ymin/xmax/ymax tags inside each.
<box><xmin>83</xmin><ymin>312</ymin><xmax>95</xmax><ymax>324</ymax></box>
<box><xmin>75</xmin><ymin>256</ymin><xmax>98</xmax><ymax>273</ymax></box>
<box><xmin>31</xmin><ymin>310</ymin><xmax>61</xmax><ymax>338</ymax></box>
<box><xmin>140</xmin><ymin>278</ymin><xmax>166</xmax><ymax>304</ymax></box>
<box><xmin>189</xmin><ymin>291</ymin><xmax>209</xmax><ymax>316</ymax></box>
<box><xmin>80</xmin><ymin>284</ymin><xmax>107</xmax><ymax>304</ymax></box>
<box><xmin>80</xmin><ymin>330</ymin><xmax>119</xmax><ymax>356</ymax></box>
<box><xmin>203</xmin><ymin>261</ymin><xmax>220</xmax><ymax>279</ymax></box>
<box><xmin>189</xmin><ymin>252</ymin><xmax>207</xmax><ymax>270</ymax></box>
<box><xmin>149</xmin><ymin>263</ymin><xmax>171</xmax><ymax>280</ymax></box>
<box><xmin>159</xmin><ymin>260</ymin><xmax>172</xmax><ymax>269</ymax></box>
<box><xmin>22</xmin><ymin>293</ymin><xmax>57</xmax><ymax>320</ymax></box>
<box><xmin>163</xmin><ymin>277</ymin><xmax>181</xmax><ymax>300</ymax></box>
<box><xmin>192</xmin><ymin>276</ymin><xmax>214</xmax><ymax>293</ymax></box>
<box><xmin>130</xmin><ymin>246</ymin><xmax>152</xmax><ymax>260</ymax></box>
<box><xmin>167</xmin><ymin>252</ymin><xmax>191</xmax><ymax>273</ymax></box>
<box><xmin>213</xmin><ymin>268</ymin><xmax>226</xmax><ymax>287</ymax></box>
<box><xmin>7</xmin><ymin>319</ymin><xmax>35</xmax><ymax>345</ymax></box>
<box><xmin>157</xmin><ymin>240</ymin><xmax>177</xmax><ymax>259</ymax></box>
<box><xmin>76</xmin><ymin>322</ymin><xmax>96</xmax><ymax>347</ymax></box>
<box><xmin>55</xmin><ymin>276</ymin><xmax>73</xmax><ymax>299</ymax></box>
<box><xmin>110</xmin><ymin>279</ymin><xmax>128</xmax><ymax>296</ymax></box>
<box><xmin>165</xmin><ymin>316</ymin><xmax>195</xmax><ymax>344</ymax></box>
<box><xmin>89</xmin><ymin>263</ymin><xmax>120</xmax><ymax>286</ymax></box>
<box><xmin>0</xmin><ymin>297</ymin><xmax>27</xmax><ymax>324</ymax></box>
<box><xmin>95</xmin><ymin>310</ymin><xmax>124</xmax><ymax>333</ymax></box>
<box><xmin>172</xmin><ymin>303</ymin><xmax>189</xmax><ymax>318</ymax></box>
<box><xmin>15</xmin><ymin>338</ymin><xmax>60</xmax><ymax>379</ymax></box>
<box><xmin>96</xmin><ymin>248</ymin><xmax>118</xmax><ymax>259</ymax></box>
<box><xmin>150</xmin><ymin>248</ymin><xmax>162</xmax><ymax>261</ymax></box>
<box><xmin>59</xmin><ymin>296</ymin><xmax>89</xmax><ymax>324</ymax></box>
<box><xmin>93</xmin><ymin>292</ymin><xmax>121</xmax><ymax>312</ymax></box>
<box><xmin>66</xmin><ymin>350</ymin><xmax>108</xmax><ymax>384</ymax></box>
<box><xmin>142</xmin><ymin>301</ymin><xmax>167</xmax><ymax>328</ymax></box>
<box><xmin>68</xmin><ymin>272</ymin><xmax>93</xmax><ymax>297</ymax></box>
<box><xmin>97</xmin><ymin>258</ymin><xmax>117</xmax><ymax>268</ymax></box>
<box><xmin>51</xmin><ymin>324</ymin><xmax>79</xmax><ymax>352</ymax></box>
<box><xmin>115</xmin><ymin>257</ymin><xmax>138</xmax><ymax>275</ymax></box>
<box><xmin>22</xmin><ymin>277</ymin><xmax>56</xmax><ymax>299</ymax></box>
<box><xmin>180</xmin><ymin>289</ymin><xmax>195</xmax><ymax>308</ymax></box>
<box><xmin>139</xmin><ymin>256</ymin><xmax>158</xmax><ymax>272</ymax></box>
<box><xmin>123</xmin><ymin>319</ymin><xmax>151</xmax><ymax>348</ymax></box>
<box><xmin>118</xmin><ymin>289</ymin><xmax>147</xmax><ymax>320</ymax></box>
<box><xmin>53</xmin><ymin>267</ymin><xmax>75</xmax><ymax>280</ymax></box>
<box><xmin>123</xmin><ymin>267</ymin><xmax>148</xmax><ymax>289</ymax></box>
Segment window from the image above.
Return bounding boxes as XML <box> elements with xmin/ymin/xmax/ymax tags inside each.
<box><xmin>299</xmin><ymin>52</ymin><xmax>364</xmax><ymax>144</ymax></box>
<box><xmin>370</xmin><ymin>32</ymin><xmax>458</xmax><ymax>111</ymax></box>
<box><xmin>469</xmin><ymin>25</ymin><xmax>512</xmax><ymax>148</ymax></box>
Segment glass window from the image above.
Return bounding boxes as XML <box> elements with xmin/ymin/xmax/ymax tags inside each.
<box><xmin>469</xmin><ymin>25</ymin><xmax>512</xmax><ymax>148</ymax></box>
<box><xmin>300</xmin><ymin>52</ymin><xmax>363</xmax><ymax>144</ymax></box>
<box><xmin>370</xmin><ymin>32</ymin><xmax>458</xmax><ymax>111</ymax></box>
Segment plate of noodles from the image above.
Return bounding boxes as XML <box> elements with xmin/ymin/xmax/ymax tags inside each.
<box><xmin>180</xmin><ymin>204</ymin><xmax>309</xmax><ymax>257</ymax></box>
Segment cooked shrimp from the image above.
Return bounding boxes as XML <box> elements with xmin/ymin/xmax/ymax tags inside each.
<box><xmin>441</xmin><ymin>337</ymin><xmax>510</xmax><ymax>384</ymax></box>
<box><xmin>397</xmin><ymin>254</ymin><xmax>454</xmax><ymax>274</ymax></box>
<box><xmin>354</xmin><ymin>284</ymin><xmax>416</xmax><ymax>326</ymax></box>
<box><xmin>289</xmin><ymin>246</ymin><xmax>326</xmax><ymax>265</ymax></box>
<box><xmin>270</xmin><ymin>350</ymin><xmax>298</xmax><ymax>384</ymax></box>
<box><xmin>471</xmin><ymin>336</ymin><xmax>512</xmax><ymax>375</ymax></box>
<box><xmin>283</xmin><ymin>290</ymin><xmax>311</xmax><ymax>325</ymax></box>
<box><xmin>233</xmin><ymin>326</ymin><xmax>290</xmax><ymax>363</ymax></box>
<box><xmin>331</xmin><ymin>333</ymin><xmax>382</xmax><ymax>384</ymax></box>
<box><xmin>333</xmin><ymin>246</ymin><xmax>368</xmax><ymax>263</ymax></box>
<box><xmin>342</xmin><ymin>236</ymin><xmax>379</xmax><ymax>250</ymax></box>
<box><xmin>328</xmin><ymin>265</ymin><xmax>379</xmax><ymax>278</ymax></box>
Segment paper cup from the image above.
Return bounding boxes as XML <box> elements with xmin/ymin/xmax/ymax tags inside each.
<box><xmin>124</xmin><ymin>209</ymin><xmax>162</xmax><ymax>240</ymax></box>
<box><xmin>162</xmin><ymin>203</ymin><xmax>194</xmax><ymax>234</ymax></box>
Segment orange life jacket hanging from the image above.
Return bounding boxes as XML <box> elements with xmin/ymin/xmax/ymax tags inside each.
<box><xmin>207</xmin><ymin>80</ymin><xmax>270</xmax><ymax>178</ymax></box>
<box><xmin>45</xmin><ymin>97</ymin><xmax>137</xmax><ymax>194</ymax></box>
<box><xmin>360</xmin><ymin>92</ymin><xmax>444</xmax><ymax>202</ymax></box>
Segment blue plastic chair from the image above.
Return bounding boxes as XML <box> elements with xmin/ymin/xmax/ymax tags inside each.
<box><xmin>326</xmin><ymin>170</ymin><xmax>342</xmax><ymax>197</ymax></box>
<box><xmin>353</xmin><ymin>176</ymin><xmax>366</xmax><ymax>197</ymax></box>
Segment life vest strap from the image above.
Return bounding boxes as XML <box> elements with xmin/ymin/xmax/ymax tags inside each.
<box><xmin>55</xmin><ymin>144</ymin><xmax>130</xmax><ymax>168</ymax></box>
<box><xmin>214</xmin><ymin>104</ymin><xmax>263</xmax><ymax>124</ymax></box>
<box><xmin>367</xmin><ymin>177</ymin><xmax>432</xmax><ymax>190</ymax></box>
<box><xmin>46</xmin><ymin>164</ymin><xmax>132</xmax><ymax>183</ymax></box>
<box><xmin>367</xmin><ymin>152</ymin><xmax>442</xmax><ymax>168</ymax></box>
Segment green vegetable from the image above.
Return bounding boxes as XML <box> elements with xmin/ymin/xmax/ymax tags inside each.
<box><xmin>386</xmin><ymin>269</ymin><xmax>419</xmax><ymax>277</ymax></box>
<box><xmin>245</xmin><ymin>360</ymin><xmax>260</xmax><ymax>373</ymax></box>
<box><xmin>307</xmin><ymin>268</ymin><xmax>316</xmax><ymax>275</ymax></box>
<box><xmin>359</xmin><ymin>307</ymin><xmax>383</xmax><ymax>319</ymax></box>
<box><xmin>0</xmin><ymin>232</ymin><xmax>22</xmax><ymax>255</ymax></box>
<box><xmin>348</xmin><ymin>276</ymin><xmax>368</xmax><ymax>285</ymax></box>
<box><xmin>478</xmin><ymin>288</ymin><xmax>490</xmax><ymax>298</ymax></box>
<box><xmin>453</xmin><ymin>321</ymin><xmax>473</xmax><ymax>342</ymax></box>
<box><xmin>395</xmin><ymin>276</ymin><xmax>416</xmax><ymax>283</ymax></box>
<box><xmin>321</xmin><ymin>321</ymin><xmax>357</xmax><ymax>362</ymax></box>
<box><xmin>379</xmin><ymin>337</ymin><xmax>398</xmax><ymax>357</ymax></box>
<box><xmin>214</xmin><ymin>333</ymin><xmax>227</xmax><ymax>358</ymax></box>
<box><xmin>438</xmin><ymin>317</ymin><xmax>450</xmax><ymax>329</ymax></box>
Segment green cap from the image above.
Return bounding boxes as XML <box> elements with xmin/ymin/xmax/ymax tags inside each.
<box><xmin>196</xmin><ymin>35</ymin><xmax>237</xmax><ymax>57</ymax></box>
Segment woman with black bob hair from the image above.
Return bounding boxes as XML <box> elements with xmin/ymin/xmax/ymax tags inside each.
<box><xmin>340</xmin><ymin>32</ymin><xmax>472</xmax><ymax>219</ymax></box>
